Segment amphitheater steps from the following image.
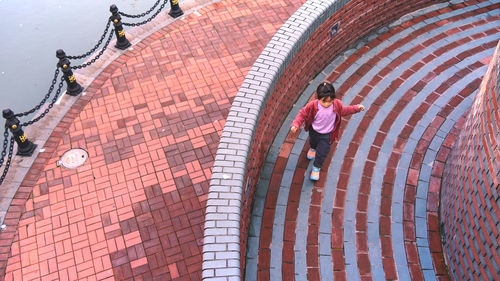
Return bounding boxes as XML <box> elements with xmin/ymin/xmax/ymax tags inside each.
<box><xmin>246</xmin><ymin>0</ymin><xmax>500</xmax><ymax>280</ymax></box>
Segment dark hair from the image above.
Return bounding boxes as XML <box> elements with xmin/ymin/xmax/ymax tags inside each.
<box><xmin>316</xmin><ymin>82</ymin><xmax>336</xmax><ymax>100</ymax></box>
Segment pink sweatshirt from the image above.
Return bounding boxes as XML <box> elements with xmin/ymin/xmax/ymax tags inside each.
<box><xmin>291</xmin><ymin>99</ymin><xmax>361</xmax><ymax>143</ymax></box>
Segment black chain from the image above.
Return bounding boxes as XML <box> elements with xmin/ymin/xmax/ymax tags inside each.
<box><xmin>14</xmin><ymin>68</ymin><xmax>60</xmax><ymax>118</ymax></box>
<box><xmin>0</xmin><ymin>137</ymin><xmax>15</xmax><ymax>185</ymax></box>
<box><xmin>0</xmin><ymin>128</ymin><xmax>9</xmax><ymax>168</ymax></box>
<box><xmin>71</xmin><ymin>29</ymin><xmax>115</xmax><ymax>70</ymax></box>
<box><xmin>119</xmin><ymin>0</ymin><xmax>162</xmax><ymax>18</ymax></box>
<box><xmin>122</xmin><ymin>0</ymin><xmax>168</xmax><ymax>27</ymax></box>
<box><xmin>0</xmin><ymin>1</ymin><xmax>174</xmax><ymax>184</ymax></box>
<box><xmin>68</xmin><ymin>19</ymin><xmax>112</xmax><ymax>60</ymax></box>
<box><xmin>21</xmin><ymin>76</ymin><xmax>65</xmax><ymax>127</ymax></box>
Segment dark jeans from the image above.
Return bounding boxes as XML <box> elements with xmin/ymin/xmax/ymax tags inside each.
<box><xmin>309</xmin><ymin>126</ymin><xmax>331</xmax><ymax>168</ymax></box>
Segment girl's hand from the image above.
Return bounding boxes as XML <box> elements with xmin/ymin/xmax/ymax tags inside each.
<box><xmin>291</xmin><ymin>126</ymin><xmax>298</xmax><ymax>133</ymax></box>
<box><xmin>358</xmin><ymin>104</ymin><xmax>365</xmax><ymax>111</ymax></box>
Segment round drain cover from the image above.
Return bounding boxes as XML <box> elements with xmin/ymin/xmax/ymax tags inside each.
<box><xmin>57</xmin><ymin>148</ymin><xmax>89</xmax><ymax>169</ymax></box>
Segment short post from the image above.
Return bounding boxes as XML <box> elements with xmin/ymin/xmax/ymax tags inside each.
<box><xmin>110</xmin><ymin>5</ymin><xmax>132</xmax><ymax>50</ymax></box>
<box><xmin>3</xmin><ymin>109</ymin><xmax>37</xmax><ymax>156</ymax></box>
<box><xmin>168</xmin><ymin>0</ymin><xmax>184</xmax><ymax>18</ymax></box>
<box><xmin>56</xmin><ymin>49</ymin><xmax>83</xmax><ymax>96</ymax></box>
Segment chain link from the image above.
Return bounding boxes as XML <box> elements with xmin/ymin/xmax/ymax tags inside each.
<box><xmin>67</xmin><ymin>19</ymin><xmax>112</xmax><ymax>60</ymax></box>
<box><xmin>0</xmin><ymin>128</ymin><xmax>9</xmax><ymax>168</ymax></box>
<box><xmin>71</xmin><ymin>29</ymin><xmax>115</xmax><ymax>70</ymax></box>
<box><xmin>21</xmin><ymin>76</ymin><xmax>65</xmax><ymax>127</ymax></box>
<box><xmin>122</xmin><ymin>0</ymin><xmax>168</xmax><ymax>27</ymax></box>
<box><xmin>119</xmin><ymin>0</ymin><xmax>162</xmax><ymax>18</ymax></box>
<box><xmin>0</xmin><ymin>137</ymin><xmax>14</xmax><ymax>185</ymax></box>
<box><xmin>14</xmin><ymin>68</ymin><xmax>60</xmax><ymax>118</ymax></box>
<box><xmin>0</xmin><ymin>1</ymin><xmax>172</xmax><ymax>184</ymax></box>
<box><xmin>0</xmin><ymin>0</ymin><xmax>173</xmax><ymax>185</ymax></box>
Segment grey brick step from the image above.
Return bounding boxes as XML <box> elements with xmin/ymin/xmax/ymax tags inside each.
<box><xmin>242</xmin><ymin>1</ymin><xmax>500</xmax><ymax>281</ymax></box>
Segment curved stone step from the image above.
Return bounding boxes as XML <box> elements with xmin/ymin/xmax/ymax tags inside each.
<box><xmin>245</xmin><ymin>1</ymin><xmax>500</xmax><ymax>280</ymax></box>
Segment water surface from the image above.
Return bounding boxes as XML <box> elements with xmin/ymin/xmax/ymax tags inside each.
<box><xmin>0</xmin><ymin>0</ymin><xmax>158</xmax><ymax>116</ymax></box>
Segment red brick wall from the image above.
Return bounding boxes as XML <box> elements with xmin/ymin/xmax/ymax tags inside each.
<box><xmin>440</xmin><ymin>41</ymin><xmax>500</xmax><ymax>280</ymax></box>
<box><xmin>238</xmin><ymin>0</ymin><xmax>445</xmax><ymax>272</ymax></box>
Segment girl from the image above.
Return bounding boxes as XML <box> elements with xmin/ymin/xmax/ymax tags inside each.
<box><xmin>291</xmin><ymin>82</ymin><xmax>365</xmax><ymax>180</ymax></box>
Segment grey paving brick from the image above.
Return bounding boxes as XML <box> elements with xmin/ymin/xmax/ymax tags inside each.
<box><xmin>415</xmin><ymin>197</ymin><xmax>427</xmax><ymax>219</ymax></box>
<box><xmin>418</xmin><ymin>246</ymin><xmax>434</xmax><ymax>270</ymax></box>
<box><xmin>344</xmin><ymin>199</ymin><xmax>356</xmax><ymax>221</ymax></box>
<box><xmin>379</xmin><ymin>140</ymin><xmax>395</xmax><ymax>155</ymax></box>
<box><xmin>392</xmin><ymin>173</ymin><xmax>407</xmax><ymax>200</ymax></box>
<box><xmin>399</xmin><ymin>155</ymin><xmax>412</xmax><ymax>173</ymax></box>
<box><xmin>367</xmin><ymin>223</ymin><xmax>380</xmax><ymax>245</ymax></box>
<box><xmin>344</xmin><ymin>224</ymin><xmax>356</xmax><ymax>245</ymax></box>
<box><xmin>273</xmin><ymin>205</ymin><xmax>287</xmax><ymax>226</ymax></box>
<box><xmin>371</xmin><ymin>264</ymin><xmax>386</xmax><ymax>281</ymax></box>
<box><xmin>318</xmin><ymin>233</ymin><xmax>332</xmax><ymax>255</ymax></box>
<box><xmin>280</xmin><ymin>171</ymin><xmax>294</xmax><ymax>189</ymax></box>
<box><xmin>396</xmin><ymin>263</ymin><xmax>412</xmax><ymax>281</ymax></box>
<box><xmin>269</xmin><ymin>265</ymin><xmax>282</xmax><ymax>281</ymax></box>
<box><xmin>435</xmin><ymin>128</ymin><xmax>448</xmax><ymax>140</ymax></box>
<box><xmin>294</xmin><ymin>172</ymin><xmax>314</xmax><ymax>276</ymax></box>
<box><xmin>415</xmin><ymin>217</ymin><xmax>428</xmax><ymax>238</ymax></box>
<box><xmin>321</xmin><ymin>162</ymin><xmax>338</xmax><ymax>251</ymax></box>
<box><xmin>402</xmin><ymin>138</ymin><xmax>417</xmax><ymax>153</ymax></box>
<box><xmin>255</xmin><ymin>179</ymin><xmax>269</xmax><ymax>198</ymax></box>
<box><xmin>260</xmin><ymin>163</ymin><xmax>274</xmax><ymax>180</ymax></box>
<box><xmin>345</xmin><ymin>262</ymin><xmax>361</xmax><ymax>281</ymax></box>
<box><xmin>368</xmin><ymin>254</ymin><xmax>385</xmax><ymax>280</ymax></box>
<box><xmin>417</xmin><ymin>180</ymin><xmax>430</xmax><ymax>200</ymax></box>
<box><xmin>306</xmin><ymin>70</ymin><xmax>327</xmax><ymax>87</ymax></box>
<box><xmin>248</xmin><ymin>215</ymin><xmax>262</xmax><ymax>237</ymax></box>
<box><xmin>287</xmin><ymin>153</ymin><xmax>300</xmax><ymax>168</ymax></box>
<box><xmin>420</xmin><ymin>163</ymin><xmax>433</xmax><ymax>180</ymax></box>
<box><xmin>244</xmin><ymin>259</ymin><xmax>258</xmax><ymax>281</ymax></box>
<box><xmin>294</xmin><ymin>249</ymin><xmax>307</xmax><ymax>280</ymax></box>
<box><xmin>322</xmin><ymin>58</ymin><xmax>340</xmax><ymax>75</ymax></box>
<box><xmin>387</xmin><ymin>48</ymin><xmax>405</xmax><ymax>60</ymax></box>
<box><xmin>392</xmin><ymin>222</ymin><xmax>405</xmax><ymax>246</ymax></box>
<box><xmin>297</xmin><ymin>129</ymin><xmax>308</xmax><ymax>141</ymax></box>
<box><xmin>319</xmin><ymin>255</ymin><xmax>334</xmax><ymax>281</ymax></box>
<box><xmin>417</xmin><ymin>237</ymin><xmax>429</xmax><ymax>247</ymax></box>
<box><xmin>392</xmin><ymin>201</ymin><xmax>403</xmax><ymax>222</ymax></box>
<box><xmin>367</xmin><ymin>200</ymin><xmax>381</xmax><ymax>223</ymax></box>
<box><xmin>392</xmin><ymin>240</ymin><xmax>406</xmax><ymax>263</ymax></box>
<box><xmin>319</xmin><ymin>212</ymin><xmax>332</xmax><ymax>234</ymax></box>
<box><xmin>291</xmin><ymin>139</ymin><xmax>305</xmax><ymax>156</ymax></box>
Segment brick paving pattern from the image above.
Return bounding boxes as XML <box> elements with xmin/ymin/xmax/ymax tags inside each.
<box><xmin>1</xmin><ymin>0</ymin><xmax>305</xmax><ymax>280</ymax></box>
<box><xmin>440</xmin><ymin>40</ymin><xmax>500</xmax><ymax>280</ymax></box>
<box><xmin>1</xmin><ymin>0</ymin><xmax>498</xmax><ymax>280</ymax></box>
<box><xmin>246</xmin><ymin>0</ymin><xmax>499</xmax><ymax>280</ymax></box>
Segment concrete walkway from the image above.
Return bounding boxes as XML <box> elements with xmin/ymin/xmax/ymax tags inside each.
<box><xmin>0</xmin><ymin>0</ymin><xmax>498</xmax><ymax>280</ymax></box>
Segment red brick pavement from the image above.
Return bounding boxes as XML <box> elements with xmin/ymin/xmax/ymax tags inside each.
<box><xmin>1</xmin><ymin>0</ymin><xmax>305</xmax><ymax>280</ymax></box>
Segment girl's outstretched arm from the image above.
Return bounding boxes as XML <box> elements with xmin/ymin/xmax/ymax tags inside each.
<box><xmin>291</xmin><ymin>101</ymin><xmax>314</xmax><ymax>131</ymax></box>
<box><xmin>340</xmin><ymin>104</ymin><xmax>364</xmax><ymax>116</ymax></box>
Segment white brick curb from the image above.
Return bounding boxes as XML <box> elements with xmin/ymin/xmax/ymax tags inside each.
<box><xmin>202</xmin><ymin>0</ymin><xmax>350</xmax><ymax>280</ymax></box>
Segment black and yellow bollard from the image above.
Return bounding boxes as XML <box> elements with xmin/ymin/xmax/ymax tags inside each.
<box><xmin>2</xmin><ymin>109</ymin><xmax>37</xmax><ymax>156</ymax></box>
<box><xmin>110</xmin><ymin>5</ymin><xmax>132</xmax><ymax>50</ymax></box>
<box><xmin>168</xmin><ymin>0</ymin><xmax>184</xmax><ymax>18</ymax></box>
<box><xmin>56</xmin><ymin>49</ymin><xmax>83</xmax><ymax>96</ymax></box>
